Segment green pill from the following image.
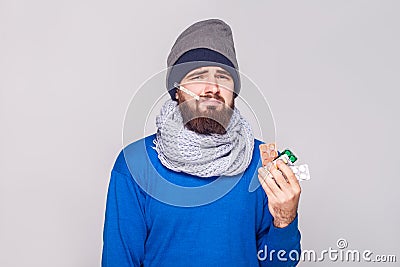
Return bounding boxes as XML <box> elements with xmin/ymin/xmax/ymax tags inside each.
<box><xmin>289</xmin><ymin>155</ymin><xmax>297</xmax><ymax>163</ymax></box>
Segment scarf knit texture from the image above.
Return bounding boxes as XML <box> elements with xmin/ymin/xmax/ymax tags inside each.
<box><xmin>153</xmin><ymin>99</ymin><xmax>254</xmax><ymax>177</ymax></box>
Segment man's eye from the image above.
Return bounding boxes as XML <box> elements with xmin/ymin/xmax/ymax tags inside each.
<box><xmin>217</xmin><ymin>75</ymin><xmax>229</xmax><ymax>80</ymax></box>
<box><xmin>190</xmin><ymin>75</ymin><xmax>203</xmax><ymax>80</ymax></box>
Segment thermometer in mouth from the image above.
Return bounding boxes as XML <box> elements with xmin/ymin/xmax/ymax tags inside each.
<box><xmin>174</xmin><ymin>82</ymin><xmax>200</xmax><ymax>101</ymax></box>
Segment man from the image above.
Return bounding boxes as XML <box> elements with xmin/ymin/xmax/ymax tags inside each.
<box><xmin>102</xmin><ymin>19</ymin><xmax>301</xmax><ymax>266</ymax></box>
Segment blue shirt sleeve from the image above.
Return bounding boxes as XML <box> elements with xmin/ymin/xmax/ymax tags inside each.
<box><xmin>256</xmin><ymin>194</ymin><xmax>301</xmax><ymax>266</ymax></box>
<box><xmin>102</xmin><ymin>169</ymin><xmax>147</xmax><ymax>267</ymax></box>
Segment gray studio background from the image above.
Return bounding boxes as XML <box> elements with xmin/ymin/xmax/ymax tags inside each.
<box><xmin>1</xmin><ymin>0</ymin><xmax>399</xmax><ymax>266</ymax></box>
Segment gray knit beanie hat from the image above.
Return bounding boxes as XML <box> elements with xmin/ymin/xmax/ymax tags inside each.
<box><xmin>166</xmin><ymin>19</ymin><xmax>241</xmax><ymax>100</ymax></box>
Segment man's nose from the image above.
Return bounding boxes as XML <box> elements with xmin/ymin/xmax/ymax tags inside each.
<box><xmin>203</xmin><ymin>77</ymin><xmax>220</xmax><ymax>95</ymax></box>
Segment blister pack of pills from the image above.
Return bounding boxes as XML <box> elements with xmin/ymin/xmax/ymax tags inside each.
<box><xmin>289</xmin><ymin>164</ymin><xmax>311</xmax><ymax>181</ymax></box>
<box><xmin>259</xmin><ymin>144</ymin><xmax>311</xmax><ymax>181</ymax></box>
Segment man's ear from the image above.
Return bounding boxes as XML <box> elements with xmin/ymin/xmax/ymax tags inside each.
<box><xmin>175</xmin><ymin>92</ymin><xmax>179</xmax><ymax>100</ymax></box>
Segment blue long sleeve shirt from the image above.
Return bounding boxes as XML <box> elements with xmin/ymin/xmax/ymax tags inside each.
<box><xmin>102</xmin><ymin>134</ymin><xmax>301</xmax><ymax>266</ymax></box>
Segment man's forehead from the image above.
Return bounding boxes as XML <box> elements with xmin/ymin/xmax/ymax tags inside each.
<box><xmin>186</xmin><ymin>66</ymin><xmax>231</xmax><ymax>75</ymax></box>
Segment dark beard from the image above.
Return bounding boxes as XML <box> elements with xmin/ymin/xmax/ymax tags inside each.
<box><xmin>177</xmin><ymin>92</ymin><xmax>234</xmax><ymax>135</ymax></box>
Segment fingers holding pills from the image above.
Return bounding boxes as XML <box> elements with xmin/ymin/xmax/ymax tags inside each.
<box><xmin>258</xmin><ymin>144</ymin><xmax>306</xmax><ymax>228</ymax></box>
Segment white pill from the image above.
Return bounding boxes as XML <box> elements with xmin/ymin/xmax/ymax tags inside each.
<box><xmin>300</xmin><ymin>173</ymin><xmax>307</xmax><ymax>180</ymax></box>
<box><xmin>299</xmin><ymin>165</ymin><xmax>306</xmax><ymax>172</ymax></box>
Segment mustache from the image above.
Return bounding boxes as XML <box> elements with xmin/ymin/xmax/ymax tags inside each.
<box><xmin>199</xmin><ymin>94</ymin><xmax>225</xmax><ymax>103</ymax></box>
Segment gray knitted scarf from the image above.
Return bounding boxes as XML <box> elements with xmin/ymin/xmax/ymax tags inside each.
<box><xmin>153</xmin><ymin>99</ymin><xmax>254</xmax><ymax>177</ymax></box>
